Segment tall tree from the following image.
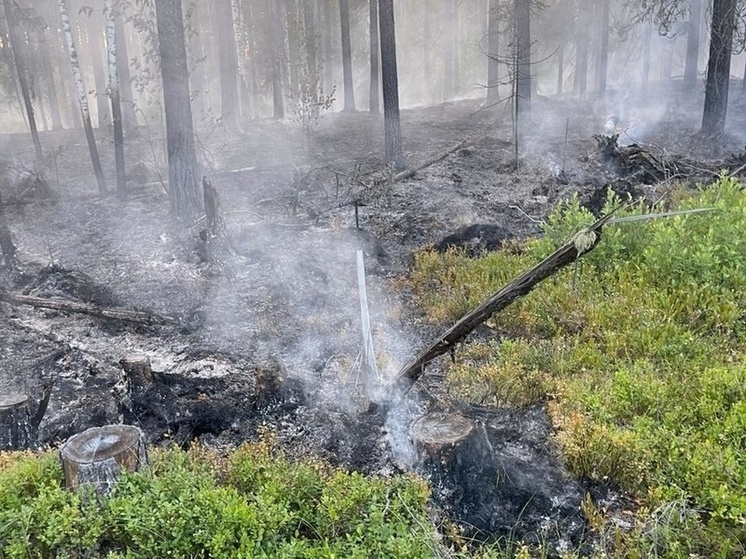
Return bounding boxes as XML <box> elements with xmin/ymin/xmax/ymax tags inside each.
<box><xmin>154</xmin><ymin>0</ymin><xmax>202</xmax><ymax>219</ymax></box>
<box><xmin>38</xmin><ymin>24</ymin><xmax>63</xmax><ymax>130</ymax></box>
<box><xmin>378</xmin><ymin>0</ymin><xmax>403</xmax><ymax>168</ymax></box>
<box><xmin>3</xmin><ymin>0</ymin><xmax>43</xmax><ymax>166</ymax></box>
<box><xmin>320</xmin><ymin>0</ymin><xmax>334</xmax><ymax>94</ymax></box>
<box><xmin>58</xmin><ymin>0</ymin><xmax>106</xmax><ymax>194</ymax></box>
<box><xmin>267</xmin><ymin>0</ymin><xmax>285</xmax><ymax>119</ymax></box>
<box><xmin>487</xmin><ymin>0</ymin><xmax>500</xmax><ymax>102</ymax></box>
<box><xmin>684</xmin><ymin>0</ymin><xmax>702</xmax><ymax>89</ymax></box>
<box><xmin>216</xmin><ymin>0</ymin><xmax>240</xmax><ymax>128</ymax></box>
<box><xmin>514</xmin><ymin>0</ymin><xmax>531</xmax><ymax>117</ymax></box>
<box><xmin>113</xmin><ymin>5</ymin><xmax>137</xmax><ymax>131</ymax></box>
<box><xmin>369</xmin><ymin>0</ymin><xmax>380</xmax><ymax>113</ymax></box>
<box><xmin>105</xmin><ymin>0</ymin><xmax>125</xmax><ymax>196</ymax></box>
<box><xmin>701</xmin><ymin>0</ymin><xmax>737</xmax><ymax>136</ymax></box>
<box><xmin>595</xmin><ymin>0</ymin><xmax>610</xmax><ymax>97</ymax></box>
<box><xmin>339</xmin><ymin>0</ymin><xmax>355</xmax><ymax>111</ymax></box>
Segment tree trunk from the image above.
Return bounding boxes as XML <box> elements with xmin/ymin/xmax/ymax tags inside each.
<box><xmin>154</xmin><ymin>0</ymin><xmax>202</xmax><ymax>219</ymax></box>
<box><xmin>105</xmin><ymin>0</ymin><xmax>126</xmax><ymax>197</ymax></box>
<box><xmin>684</xmin><ymin>0</ymin><xmax>702</xmax><ymax>90</ymax></box>
<box><xmin>701</xmin><ymin>0</ymin><xmax>736</xmax><ymax>136</ymax></box>
<box><xmin>641</xmin><ymin>22</ymin><xmax>651</xmax><ymax>95</ymax></box>
<box><xmin>40</xmin><ymin>29</ymin><xmax>64</xmax><ymax>130</ymax></box>
<box><xmin>232</xmin><ymin>0</ymin><xmax>251</xmax><ymax>119</ymax></box>
<box><xmin>285</xmin><ymin>0</ymin><xmax>300</xmax><ymax>98</ymax></box>
<box><xmin>442</xmin><ymin>0</ymin><xmax>456</xmax><ymax>101</ymax></box>
<box><xmin>4</xmin><ymin>0</ymin><xmax>44</xmax><ymax>166</ymax></box>
<box><xmin>0</xmin><ymin>393</ymin><xmax>33</xmax><ymax>450</ymax></box>
<box><xmin>58</xmin><ymin>0</ymin><xmax>107</xmax><ymax>194</ymax></box>
<box><xmin>88</xmin><ymin>11</ymin><xmax>111</xmax><ymax>129</ymax></box>
<box><xmin>378</xmin><ymin>0</ymin><xmax>403</xmax><ymax>169</ymax></box>
<box><xmin>574</xmin><ymin>0</ymin><xmax>589</xmax><ymax>98</ymax></box>
<box><xmin>340</xmin><ymin>0</ymin><xmax>355</xmax><ymax>111</ymax></box>
<box><xmin>267</xmin><ymin>0</ymin><xmax>285</xmax><ymax>119</ymax></box>
<box><xmin>595</xmin><ymin>0</ymin><xmax>609</xmax><ymax>97</ymax></box>
<box><xmin>369</xmin><ymin>0</ymin><xmax>380</xmax><ymax>113</ymax></box>
<box><xmin>321</xmin><ymin>0</ymin><xmax>334</xmax><ymax>94</ymax></box>
<box><xmin>486</xmin><ymin>0</ymin><xmax>500</xmax><ymax>102</ymax></box>
<box><xmin>0</xmin><ymin>194</ymin><xmax>19</xmax><ymax>273</ymax></box>
<box><xmin>114</xmin><ymin>9</ymin><xmax>137</xmax><ymax>131</ymax></box>
<box><xmin>515</xmin><ymin>0</ymin><xmax>531</xmax><ymax>119</ymax></box>
<box><xmin>216</xmin><ymin>0</ymin><xmax>240</xmax><ymax>128</ymax></box>
<box><xmin>303</xmin><ymin>0</ymin><xmax>317</xmax><ymax>78</ymax></box>
<box><xmin>59</xmin><ymin>425</ymin><xmax>148</xmax><ymax>496</ymax></box>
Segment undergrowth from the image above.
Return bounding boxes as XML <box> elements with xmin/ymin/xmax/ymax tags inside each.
<box><xmin>411</xmin><ymin>176</ymin><xmax>746</xmax><ymax>557</ymax></box>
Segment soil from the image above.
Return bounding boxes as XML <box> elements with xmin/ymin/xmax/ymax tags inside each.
<box><xmin>1</xmin><ymin>87</ymin><xmax>744</xmax><ymax>552</ymax></box>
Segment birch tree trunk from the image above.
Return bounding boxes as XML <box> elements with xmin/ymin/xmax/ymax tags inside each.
<box><xmin>4</xmin><ymin>0</ymin><xmax>44</xmax><ymax>166</ymax></box>
<box><xmin>105</xmin><ymin>0</ymin><xmax>126</xmax><ymax>196</ymax></box>
<box><xmin>58</xmin><ymin>0</ymin><xmax>107</xmax><ymax>194</ymax></box>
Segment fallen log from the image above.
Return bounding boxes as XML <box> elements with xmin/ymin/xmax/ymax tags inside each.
<box><xmin>59</xmin><ymin>425</ymin><xmax>148</xmax><ymax>496</ymax></box>
<box><xmin>376</xmin><ymin>139</ymin><xmax>471</xmax><ymax>185</ymax></box>
<box><xmin>382</xmin><ymin>211</ymin><xmax>618</xmax><ymax>402</ymax></box>
<box><xmin>0</xmin><ymin>290</ymin><xmax>175</xmax><ymax>326</ymax></box>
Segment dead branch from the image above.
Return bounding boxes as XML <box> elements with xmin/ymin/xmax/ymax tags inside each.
<box><xmin>382</xmin><ymin>210</ymin><xmax>619</xmax><ymax>402</ymax></box>
<box><xmin>0</xmin><ymin>290</ymin><xmax>175</xmax><ymax>326</ymax></box>
<box><xmin>376</xmin><ymin>139</ymin><xmax>471</xmax><ymax>185</ymax></box>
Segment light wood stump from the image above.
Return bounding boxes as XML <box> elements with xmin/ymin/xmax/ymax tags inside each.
<box><xmin>0</xmin><ymin>393</ymin><xmax>33</xmax><ymax>450</ymax></box>
<box><xmin>59</xmin><ymin>425</ymin><xmax>148</xmax><ymax>495</ymax></box>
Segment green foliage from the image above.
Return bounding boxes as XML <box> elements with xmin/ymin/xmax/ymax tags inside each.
<box><xmin>410</xmin><ymin>177</ymin><xmax>746</xmax><ymax>556</ymax></box>
<box><xmin>0</xmin><ymin>442</ymin><xmax>437</xmax><ymax>559</ymax></box>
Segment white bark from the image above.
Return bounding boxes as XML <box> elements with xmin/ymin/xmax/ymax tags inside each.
<box><xmin>58</xmin><ymin>0</ymin><xmax>90</xmax><ymax>120</ymax></box>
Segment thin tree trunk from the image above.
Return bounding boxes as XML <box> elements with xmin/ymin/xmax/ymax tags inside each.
<box><xmin>701</xmin><ymin>0</ymin><xmax>737</xmax><ymax>136</ymax></box>
<box><xmin>216</xmin><ymin>0</ymin><xmax>240</xmax><ymax>128</ymax></box>
<box><xmin>114</xmin><ymin>8</ymin><xmax>137</xmax><ymax>131</ymax></box>
<box><xmin>378</xmin><ymin>0</ymin><xmax>403</xmax><ymax>168</ymax></box>
<box><xmin>515</xmin><ymin>0</ymin><xmax>531</xmax><ymax>117</ymax></box>
<box><xmin>321</xmin><ymin>0</ymin><xmax>333</xmax><ymax>94</ymax></box>
<box><xmin>4</xmin><ymin>0</ymin><xmax>44</xmax><ymax>166</ymax></box>
<box><xmin>487</xmin><ymin>0</ymin><xmax>499</xmax><ymax>102</ymax></box>
<box><xmin>442</xmin><ymin>0</ymin><xmax>456</xmax><ymax>101</ymax></box>
<box><xmin>595</xmin><ymin>0</ymin><xmax>609</xmax><ymax>97</ymax></box>
<box><xmin>641</xmin><ymin>22</ymin><xmax>651</xmax><ymax>95</ymax></box>
<box><xmin>574</xmin><ymin>0</ymin><xmax>589</xmax><ymax>98</ymax></box>
<box><xmin>266</xmin><ymin>0</ymin><xmax>285</xmax><ymax>119</ymax></box>
<box><xmin>285</xmin><ymin>0</ymin><xmax>300</xmax><ymax>98</ymax></box>
<box><xmin>340</xmin><ymin>0</ymin><xmax>355</xmax><ymax>111</ymax></box>
<box><xmin>232</xmin><ymin>0</ymin><xmax>251</xmax><ymax>119</ymax></box>
<box><xmin>369</xmin><ymin>0</ymin><xmax>380</xmax><ymax>113</ymax></box>
<box><xmin>684</xmin><ymin>0</ymin><xmax>702</xmax><ymax>90</ymax></box>
<box><xmin>154</xmin><ymin>0</ymin><xmax>202</xmax><ymax>219</ymax></box>
<box><xmin>105</xmin><ymin>0</ymin><xmax>125</xmax><ymax>196</ymax></box>
<box><xmin>58</xmin><ymin>0</ymin><xmax>106</xmax><ymax>194</ymax></box>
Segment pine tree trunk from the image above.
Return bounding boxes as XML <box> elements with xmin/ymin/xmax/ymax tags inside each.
<box><xmin>232</xmin><ymin>0</ymin><xmax>251</xmax><ymax>119</ymax></box>
<box><xmin>105</xmin><ymin>0</ymin><xmax>126</xmax><ymax>197</ymax></box>
<box><xmin>684</xmin><ymin>0</ymin><xmax>702</xmax><ymax>89</ymax></box>
<box><xmin>574</xmin><ymin>0</ymin><xmax>589</xmax><ymax>98</ymax></box>
<box><xmin>58</xmin><ymin>0</ymin><xmax>107</xmax><ymax>194</ymax></box>
<box><xmin>487</xmin><ymin>0</ymin><xmax>499</xmax><ymax>102</ymax></box>
<box><xmin>701</xmin><ymin>0</ymin><xmax>737</xmax><ymax>136</ymax></box>
<box><xmin>114</xmin><ymin>9</ymin><xmax>137</xmax><ymax>131</ymax></box>
<box><xmin>595</xmin><ymin>0</ymin><xmax>609</xmax><ymax>97</ymax></box>
<box><xmin>378</xmin><ymin>0</ymin><xmax>403</xmax><ymax>168</ymax></box>
<box><xmin>320</xmin><ymin>0</ymin><xmax>334</xmax><ymax>94</ymax></box>
<box><xmin>154</xmin><ymin>0</ymin><xmax>202</xmax><ymax>219</ymax></box>
<box><xmin>303</xmin><ymin>0</ymin><xmax>317</xmax><ymax>77</ymax></box>
<box><xmin>369</xmin><ymin>0</ymin><xmax>380</xmax><ymax>113</ymax></box>
<box><xmin>216</xmin><ymin>0</ymin><xmax>240</xmax><ymax>128</ymax></box>
<box><xmin>4</xmin><ymin>0</ymin><xmax>44</xmax><ymax>166</ymax></box>
<box><xmin>267</xmin><ymin>0</ymin><xmax>285</xmax><ymax>119</ymax></box>
<box><xmin>340</xmin><ymin>0</ymin><xmax>355</xmax><ymax>111</ymax></box>
<box><xmin>515</xmin><ymin>0</ymin><xmax>531</xmax><ymax>117</ymax></box>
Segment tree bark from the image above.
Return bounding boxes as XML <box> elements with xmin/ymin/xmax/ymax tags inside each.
<box><xmin>574</xmin><ymin>0</ymin><xmax>589</xmax><ymax>98</ymax></box>
<box><xmin>105</xmin><ymin>0</ymin><xmax>126</xmax><ymax>197</ymax></box>
<box><xmin>59</xmin><ymin>425</ymin><xmax>148</xmax><ymax>496</ymax></box>
<box><xmin>155</xmin><ymin>0</ymin><xmax>202</xmax><ymax>219</ymax></box>
<box><xmin>114</xmin><ymin>8</ymin><xmax>137</xmax><ymax>131</ymax></box>
<box><xmin>701</xmin><ymin>0</ymin><xmax>736</xmax><ymax>136</ymax></box>
<box><xmin>40</xmin><ymin>27</ymin><xmax>64</xmax><ymax>130</ymax></box>
<box><xmin>320</xmin><ymin>0</ymin><xmax>334</xmax><ymax>94</ymax></box>
<box><xmin>378</xmin><ymin>0</ymin><xmax>403</xmax><ymax>169</ymax></box>
<box><xmin>303</xmin><ymin>0</ymin><xmax>318</xmax><ymax>79</ymax></box>
<box><xmin>369</xmin><ymin>0</ymin><xmax>380</xmax><ymax>113</ymax></box>
<box><xmin>684</xmin><ymin>0</ymin><xmax>702</xmax><ymax>90</ymax></box>
<box><xmin>515</xmin><ymin>0</ymin><xmax>531</xmax><ymax>120</ymax></box>
<box><xmin>340</xmin><ymin>0</ymin><xmax>355</xmax><ymax>111</ymax></box>
<box><xmin>267</xmin><ymin>0</ymin><xmax>285</xmax><ymax>119</ymax></box>
<box><xmin>216</xmin><ymin>0</ymin><xmax>241</xmax><ymax>128</ymax></box>
<box><xmin>486</xmin><ymin>0</ymin><xmax>500</xmax><ymax>102</ymax></box>
<box><xmin>232</xmin><ymin>0</ymin><xmax>251</xmax><ymax>119</ymax></box>
<box><xmin>4</xmin><ymin>0</ymin><xmax>44</xmax><ymax>166</ymax></box>
<box><xmin>58</xmin><ymin>0</ymin><xmax>107</xmax><ymax>194</ymax></box>
<box><xmin>285</xmin><ymin>0</ymin><xmax>300</xmax><ymax>98</ymax></box>
<box><xmin>595</xmin><ymin>0</ymin><xmax>610</xmax><ymax>97</ymax></box>
<box><xmin>0</xmin><ymin>394</ymin><xmax>33</xmax><ymax>451</ymax></box>
<box><xmin>0</xmin><ymin>194</ymin><xmax>18</xmax><ymax>273</ymax></box>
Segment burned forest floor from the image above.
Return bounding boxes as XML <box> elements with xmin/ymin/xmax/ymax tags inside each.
<box><xmin>2</xmin><ymin>85</ymin><xmax>746</xmax><ymax>555</ymax></box>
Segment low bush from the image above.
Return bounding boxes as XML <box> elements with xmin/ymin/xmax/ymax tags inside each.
<box><xmin>410</xmin><ymin>177</ymin><xmax>746</xmax><ymax>556</ymax></box>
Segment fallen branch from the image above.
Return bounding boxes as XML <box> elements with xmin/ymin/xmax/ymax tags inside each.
<box><xmin>0</xmin><ymin>291</ymin><xmax>175</xmax><ymax>326</ymax></box>
<box><xmin>382</xmin><ymin>210</ymin><xmax>619</xmax><ymax>402</ymax></box>
<box><xmin>376</xmin><ymin>139</ymin><xmax>471</xmax><ymax>185</ymax></box>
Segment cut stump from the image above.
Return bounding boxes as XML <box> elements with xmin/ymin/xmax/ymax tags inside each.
<box><xmin>0</xmin><ymin>393</ymin><xmax>34</xmax><ymax>450</ymax></box>
<box><xmin>59</xmin><ymin>425</ymin><xmax>148</xmax><ymax>495</ymax></box>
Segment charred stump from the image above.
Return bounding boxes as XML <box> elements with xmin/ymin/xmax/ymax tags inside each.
<box><xmin>0</xmin><ymin>393</ymin><xmax>34</xmax><ymax>450</ymax></box>
<box><xmin>59</xmin><ymin>424</ymin><xmax>148</xmax><ymax>495</ymax></box>
<box><xmin>0</xmin><ymin>194</ymin><xmax>18</xmax><ymax>272</ymax></box>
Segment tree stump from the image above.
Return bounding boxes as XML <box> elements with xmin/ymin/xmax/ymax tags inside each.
<box><xmin>59</xmin><ymin>425</ymin><xmax>148</xmax><ymax>495</ymax></box>
<box><xmin>411</xmin><ymin>412</ymin><xmax>499</xmax><ymax>532</ymax></box>
<box><xmin>0</xmin><ymin>393</ymin><xmax>33</xmax><ymax>450</ymax></box>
